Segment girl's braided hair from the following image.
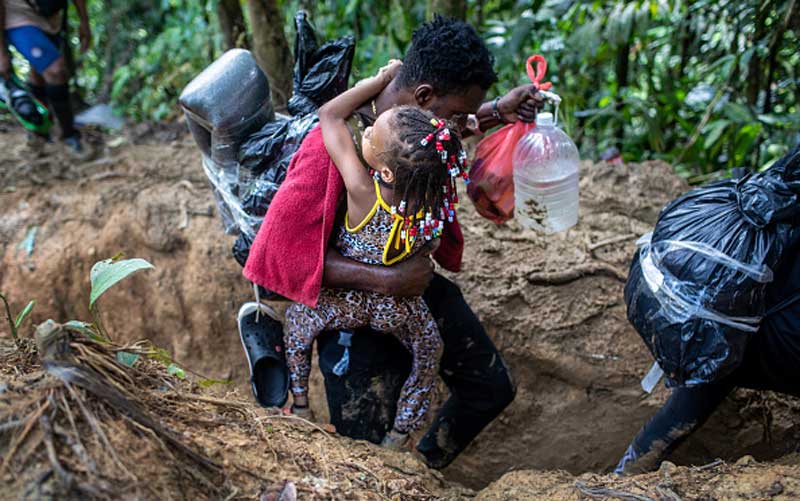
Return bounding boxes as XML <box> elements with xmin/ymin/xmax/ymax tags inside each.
<box><xmin>379</xmin><ymin>106</ymin><xmax>468</xmax><ymax>235</ymax></box>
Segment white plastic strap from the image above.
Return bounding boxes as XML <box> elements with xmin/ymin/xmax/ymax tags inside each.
<box><xmin>641</xmin><ymin>361</ymin><xmax>664</xmax><ymax>394</ymax></box>
<box><xmin>637</xmin><ymin>232</ymin><xmax>768</xmax><ymax>333</ymax></box>
<box><xmin>253</xmin><ymin>282</ymin><xmax>261</xmax><ymax>323</ymax></box>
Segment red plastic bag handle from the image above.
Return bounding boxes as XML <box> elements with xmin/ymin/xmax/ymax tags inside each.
<box><xmin>526</xmin><ymin>55</ymin><xmax>552</xmax><ymax>91</ymax></box>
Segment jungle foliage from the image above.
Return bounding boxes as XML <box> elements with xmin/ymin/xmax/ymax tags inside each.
<box><xmin>56</xmin><ymin>0</ymin><xmax>799</xmax><ymax>178</ymax></box>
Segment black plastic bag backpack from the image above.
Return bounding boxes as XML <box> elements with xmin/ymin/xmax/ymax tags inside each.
<box><xmin>625</xmin><ymin>145</ymin><xmax>800</xmax><ymax>386</ymax></box>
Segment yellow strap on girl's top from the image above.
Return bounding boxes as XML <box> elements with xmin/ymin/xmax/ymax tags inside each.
<box><xmin>373</xmin><ymin>181</ymin><xmax>423</xmax><ymax>265</ymax></box>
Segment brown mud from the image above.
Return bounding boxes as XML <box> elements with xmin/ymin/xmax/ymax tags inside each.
<box><xmin>2</xmin><ymin>122</ymin><xmax>799</xmax><ymax>498</ymax></box>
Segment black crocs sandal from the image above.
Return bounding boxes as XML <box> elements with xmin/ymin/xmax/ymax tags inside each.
<box><xmin>237</xmin><ymin>302</ymin><xmax>289</xmax><ymax>408</ymax></box>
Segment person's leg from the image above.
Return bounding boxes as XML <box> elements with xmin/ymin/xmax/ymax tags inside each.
<box><xmin>42</xmin><ymin>58</ymin><xmax>78</xmax><ymax>141</ymax></box>
<box><xmin>285</xmin><ymin>289</ymin><xmax>369</xmax><ymax>410</ymax></box>
<box><xmin>617</xmin><ymin>248</ymin><xmax>800</xmax><ymax>474</ymax></box>
<box><xmin>614</xmin><ymin>381</ymin><xmax>734</xmax><ymax>474</ymax></box>
<box><xmin>284</xmin><ymin>303</ymin><xmax>327</xmax><ymax>409</ymax></box>
<box><xmin>315</xmin><ymin>274</ymin><xmax>513</xmax><ymax>457</ymax></box>
<box><xmin>316</xmin><ymin>327</ymin><xmax>410</xmax><ymax>443</ymax></box>
<box><xmin>4</xmin><ymin>26</ymin><xmax>76</xmax><ymax>140</ymax></box>
<box><xmin>416</xmin><ymin>274</ymin><xmax>516</xmax><ymax>469</ymax></box>
<box><xmin>27</xmin><ymin>68</ymin><xmax>47</xmax><ymax>104</ymax></box>
<box><xmin>375</xmin><ymin>299</ymin><xmax>443</xmax><ymax>437</ymax></box>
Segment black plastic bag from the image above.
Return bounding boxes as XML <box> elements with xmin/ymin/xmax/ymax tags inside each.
<box><xmin>625</xmin><ymin>145</ymin><xmax>800</xmax><ymax>387</ymax></box>
<box><xmin>233</xmin><ymin>11</ymin><xmax>352</xmax><ymax>258</ymax></box>
<box><xmin>239</xmin><ymin>118</ymin><xmax>291</xmax><ymax>176</ymax></box>
<box><xmin>287</xmin><ymin>11</ymin><xmax>354</xmax><ymax>116</ymax></box>
<box><xmin>180</xmin><ymin>11</ymin><xmax>354</xmax><ymax>263</ymax></box>
<box><xmin>292</xmin><ymin>10</ymin><xmax>319</xmax><ymax>92</ymax></box>
<box><xmin>232</xmin><ymin>232</ymin><xmax>254</xmax><ymax>268</ymax></box>
<box><xmin>237</xmin><ymin>113</ymin><xmax>320</xmax><ymax>218</ymax></box>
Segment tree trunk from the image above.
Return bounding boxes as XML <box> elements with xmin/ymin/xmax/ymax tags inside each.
<box><xmin>429</xmin><ymin>0</ymin><xmax>466</xmax><ymax>19</ymax></box>
<box><xmin>745</xmin><ymin>2</ymin><xmax>769</xmax><ymax>107</ymax></box>
<box><xmin>217</xmin><ymin>0</ymin><xmax>249</xmax><ymax>50</ymax></box>
<box><xmin>676</xmin><ymin>8</ymin><xmax>693</xmax><ymax>82</ymax></box>
<box><xmin>247</xmin><ymin>0</ymin><xmax>293</xmax><ymax>109</ymax></box>
<box><xmin>614</xmin><ymin>37</ymin><xmax>631</xmax><ymax>150</ymax></box>
<box><xmin>763</xmin><ymin>0</ymin><xmax>797</xmax><ymax>113</ymax></box>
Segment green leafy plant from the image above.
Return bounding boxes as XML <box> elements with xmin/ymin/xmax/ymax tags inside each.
<box><xmin>89</xmin><ymin>256</ymin><xmax>155</xmax><ymax>341</ymax></box>
<box><xmin>0</xmin><ymin>293</ymin><xmax>35</xmax><ymax>345</ymax></box>
<box><xmin>47</xmin><ymin>0</ymin><xmax>797</xmax><ymax>178</ymax></box>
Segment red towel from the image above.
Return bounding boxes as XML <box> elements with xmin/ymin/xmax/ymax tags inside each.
<box><xmin>243</xmin><ymin>125</ymin><xmax>463</xmax><ymax>307</ymax></box>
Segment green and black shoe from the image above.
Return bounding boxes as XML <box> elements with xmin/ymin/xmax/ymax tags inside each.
<box><xmin>0</xmin><ymin>75</ymin><xmax>52</xmax><ymax>136</ymax></box>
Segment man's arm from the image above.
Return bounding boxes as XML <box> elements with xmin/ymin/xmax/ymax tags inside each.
<box><xmin>323</xmin><ymin>245</ymin><xmax>436</xmax><ymax>297</ymax></box>
<box><xmin>0</xmin><ymin>1</ymin><xmax>10</xmax><ymax>78</ymax></box>
<box><xmin>474</xmin><ymin>83</ymin><xmax>544</xmax><ymax>132</ymax></box>
<box><xmin>72</xmin><ymin>0</ymin><xmax>91</xmax><ymax>53</ymax></box>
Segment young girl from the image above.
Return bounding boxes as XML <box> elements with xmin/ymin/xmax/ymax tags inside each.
<box><xmin>283</xmin><ymin>61</ymin><xmax>470</xmax><ymax>449</ymax></box>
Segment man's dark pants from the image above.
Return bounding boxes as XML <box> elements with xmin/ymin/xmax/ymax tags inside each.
<box><xmin>316</xmin><ymin>273</ymin><xmax>515</xmax><ymax>468</ymax></box>
<box><xmin>617</xmin><ymin>242</ymin><xmax>800</xmax><ymax>474</ymax></box>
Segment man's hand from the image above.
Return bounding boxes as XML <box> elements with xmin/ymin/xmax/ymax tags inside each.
<box><xmin>380</xmin><ymin>241</ymin><xmax>438</xmax><ymax>297</ymax></box>
<box><xmin>496</xmin><ymin>84</ymin><xmax>545</xmax><ymax>123</ymax></box>
<box><xmin>78</xmin><ymin>21</ymin><xmax>92</xmax><ymax>53</ymax></box>
<box><xmin>0</xmin><ymin>47</ymin><xmax>11</xmax><ymax>78</ymax></box>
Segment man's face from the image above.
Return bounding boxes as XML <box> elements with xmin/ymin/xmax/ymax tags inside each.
<box><xmin>419</xmin><ymin>84</ymin><xmax>486</xmax><ymax>133</ymax></box>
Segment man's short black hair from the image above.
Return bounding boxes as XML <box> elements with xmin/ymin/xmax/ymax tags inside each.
<box><xmin>396</xmin><ymin>15</ymin><xmax>498</xmax><ymax>95</ymax></box>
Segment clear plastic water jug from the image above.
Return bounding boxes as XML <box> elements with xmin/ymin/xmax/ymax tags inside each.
<box><xmin>512</xmin><ymin>111</ymin><xmax>579</xmax><ymax>233</ymax></box>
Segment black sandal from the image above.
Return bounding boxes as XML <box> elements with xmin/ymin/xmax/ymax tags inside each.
<box><xmin>237</xmin><ymin>302</ymin><xmax>289</xmax><ymax>408</ymax></box>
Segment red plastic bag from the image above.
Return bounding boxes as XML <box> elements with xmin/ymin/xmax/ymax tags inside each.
<box><xmin>467</xmin><ymin>55</ymin><xmax>552</xmax><ymax>224</ymax></box>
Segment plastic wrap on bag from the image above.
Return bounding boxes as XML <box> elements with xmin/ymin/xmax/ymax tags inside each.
<box><xmin>625</xmin><ymin>145</ymin><xmax>800</xmax><ymax>386</ymax></box>
<box><xmin>180</xmin><ymin>12</ymin><xmax>354</xmax><ymax>262</ymax></box>
<box><xmin>180</xmin><ymin>49</ymin><xmax>274</xmax><ymax>166</ymax></box>
<box><xmin>179</xmin><ymin>49</ymin><xmax>274</xmax><ymax>235</ymax></box>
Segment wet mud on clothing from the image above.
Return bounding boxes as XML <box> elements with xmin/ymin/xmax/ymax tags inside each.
<box><xmin>316</xmin><ymin>273</ymin><xmax>516</xmax><ymax>468</ymax></box>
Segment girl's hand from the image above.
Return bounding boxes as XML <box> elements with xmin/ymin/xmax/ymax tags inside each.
<box><xmin>354</xmin><ymin>59</ymin><xmax>402</xmax><ymax>88</ymax></box>
<box><xmin>376</xmin><ymin>59</ymin><xmax>402</xmax><ymax>83</ymax></box>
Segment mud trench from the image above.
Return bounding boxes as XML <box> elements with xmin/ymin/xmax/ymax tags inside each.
<box><xmin>2</xmin><ymin>125</ymin><xmax>799</xmax><ymax>496</ymax></box>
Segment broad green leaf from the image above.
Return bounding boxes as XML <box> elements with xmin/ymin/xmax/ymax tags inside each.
<box><xmin>116</xmin><ymin>351</ymin><xmax>140</xmax><ymax>367</ymax></box>
<box><xmin>63</xmin><ymin>320</ymin><xmax>108</xmax><ymax>343</ymax></box>
<box><xmin>90</xmin><ymin>258</ymin><xmax>154</xmax><ymax>307</ymax></box>
<box><xmin>756</xmin><ymin>114</ymin><xmax>782</xmax><ymax>126</ymax></box>
<box><xmin>198</xmin><ymin>378</ymin><xmax>233</xmax><ymax>388</ymax></box>
<box><xmin>734</xmin><ymin>123</ymin><xmax>762</xmax><ymax>163</ymax></box>
<box><xmin>14</xmin><ymin>300</ymin><xmax>35</xmax><ymax>329</ymax></box>
<box><xmin>703</xmin><ymin>120</ymin><xmax>730</xmax><ymax>149</ymax></box>
<box><xmin>723</xmin><ymin>102</ymin><xmax>752</xmax><ymax>124</ymax></box>
<box><xmin>167</xmin><ymin>363</ymin><xmax>186</xmax><ymax>379</ymax></box>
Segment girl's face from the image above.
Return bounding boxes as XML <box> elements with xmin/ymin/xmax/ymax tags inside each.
<box><xmin>361</xmin><ymin>108</ymin><xmax>396</xmax><ymax>172</ymax></box>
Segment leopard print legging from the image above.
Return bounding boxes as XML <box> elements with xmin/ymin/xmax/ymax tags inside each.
<box><xmin>284</xmin><ymin>288</ymin><xmax>443</xmax><ymax>433</ymax></box>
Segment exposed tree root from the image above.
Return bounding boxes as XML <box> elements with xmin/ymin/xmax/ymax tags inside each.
<box><xmin>527</xmin><ymin>261</ymin><xmax>628</xmax><ymax>285</ymax></box>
